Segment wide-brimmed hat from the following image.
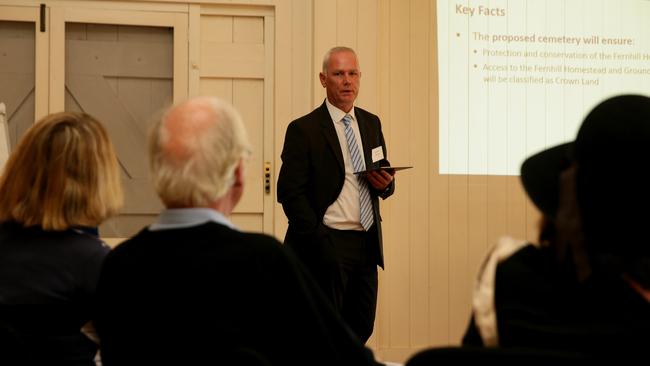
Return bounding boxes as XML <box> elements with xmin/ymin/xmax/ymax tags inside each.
<box><xmin>520</xmin><ymin>142</ymin><xmax>573</xmax><ymax>219</ymax></box>
<box><xmin>521</xmin><ymin>94</ymin><xmax>650</xmax><ymax>218</ymax></box>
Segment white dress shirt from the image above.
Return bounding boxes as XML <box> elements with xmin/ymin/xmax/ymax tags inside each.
<box><xmin>322</xmin><ymin>99</ymin><xmax>367</xmax><ymax>231</ymax></box>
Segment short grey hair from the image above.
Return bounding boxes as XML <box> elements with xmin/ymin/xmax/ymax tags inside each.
<box><xmin>321</xmin><ymin>46</ymin><xmax>357</xmax><ymax>74</ymax></box>
<box><xmin>149</xmin><ymin>97</ymin><xmax>251</xmax><ymax>208</ymax></box>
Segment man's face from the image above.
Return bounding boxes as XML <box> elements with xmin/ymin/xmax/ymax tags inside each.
<box><xmin>319</xmin><ymin>51</ymin><xmax>360</xmax><ymax>113</ymax></box>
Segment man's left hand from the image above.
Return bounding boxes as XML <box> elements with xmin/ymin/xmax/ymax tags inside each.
<box><xmin>366</xmin><ymin>169</ymin><xmax>394</xmax><ymax>191</ymax></box>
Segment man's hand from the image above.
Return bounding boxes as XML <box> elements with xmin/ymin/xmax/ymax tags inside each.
<box><xmin>366</xmin><ymin>169</ymin><xmax>394</xmax><ymax>191</ymax></box>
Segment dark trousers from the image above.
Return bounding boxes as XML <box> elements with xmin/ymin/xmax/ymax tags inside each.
<box><xmin>322</xmin><ymin>226</ymin><xmax>379</xmax><ymax>344</ymax></box>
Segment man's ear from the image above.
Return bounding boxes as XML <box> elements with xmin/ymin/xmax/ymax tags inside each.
<box><xmin>234</xmin><ymin>159</ymin><xmax>245</xmax><ymax>187</ymax></box>
<box><xmin>319</xmin><ymin>72</ymin><xmax>326</xmax><ymax>87</ymax></box>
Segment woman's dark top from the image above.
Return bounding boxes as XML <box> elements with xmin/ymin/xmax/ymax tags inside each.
<box><xmin>0</xmin><ymin>221</ymin><xmax>109</xmax><ymax>365</ymax></box>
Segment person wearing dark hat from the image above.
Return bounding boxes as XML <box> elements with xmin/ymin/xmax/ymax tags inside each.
<box><xmin>460</xmin><ymin>94</ymin><xmax>650</xmax><ymax>358</ymax></box>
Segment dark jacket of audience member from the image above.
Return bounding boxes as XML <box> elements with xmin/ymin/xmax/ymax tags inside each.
<box><xmin>0</xmin><ymin>112</ymin><xmax>123</xmax><ymax>365</ymax></box>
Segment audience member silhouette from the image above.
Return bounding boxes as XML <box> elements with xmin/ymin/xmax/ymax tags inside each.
<box><xmin>463</xmin><ymin>94</ymin><xmax>650</xmax><ymax>359</ymax></box>
<box><xmin>0</xmin><ymin>111</ymin><xmax>123</xmax><ymax>365</ymax></box>
<box><xmin>409</xmin><ymin>94</ymin><xmax>650</xmax><ymax>365</ymax></box>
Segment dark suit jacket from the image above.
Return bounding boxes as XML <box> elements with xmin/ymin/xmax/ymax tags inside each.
<box><xmin>94</xmin><ymin>222</ymin><xmax>377</xmax><ymax>366</ymax></box>
<box><xmin>277</xmin><ymin>101</ymin><xmax>394</xmax><ymax>268</ymax></box>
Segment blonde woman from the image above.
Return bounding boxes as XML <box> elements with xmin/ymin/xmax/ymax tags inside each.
<box><xmin>0</xmin><ymin>112</ymin><xmax>122</xmax><ymax>365</ymax></box>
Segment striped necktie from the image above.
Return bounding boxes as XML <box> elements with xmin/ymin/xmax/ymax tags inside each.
<box><xmin>342</xmin><ymin>114</ymin><xmax>374</xmax><ymax>231</ymax></box>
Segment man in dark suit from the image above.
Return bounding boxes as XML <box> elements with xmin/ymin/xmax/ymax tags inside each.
<box><xmin>278</xmin><ymin>47</ymin><xmax>395</xmax><ymax>343</ymax></box>
<box><xmin>94</xmin><ymin>97</ymin><xmax>379</xmax><ymax>366</ymax></box>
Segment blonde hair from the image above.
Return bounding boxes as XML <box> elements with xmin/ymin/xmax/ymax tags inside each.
<box><xmin>321</xmin><ymin>46</ymin><xmax>357</xmax><ymax>74</ymax></box>
<box><xmin>149</xmin><ymin>97</ymin><xmax>251</xmax><ymax>208</ymax></box>
<box><xmin>0</xmin><ymin>112</ymin><xmax>123</xmax><ymax>230</ymax></box>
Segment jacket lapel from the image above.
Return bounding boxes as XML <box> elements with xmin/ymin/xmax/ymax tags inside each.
<box><xmin>317</xmin><ymin>101</ymin><xmax>345</xmax><ymax>171</ymax></box>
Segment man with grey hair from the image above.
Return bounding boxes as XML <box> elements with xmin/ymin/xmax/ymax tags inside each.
<box><xmin>278</xmin><ymin>47</ymin><xmax>395</xmax><ymax>343</ymax></box>
<box><xmin>95</xmin><ymin>97</ymin><xmax>379</xmax><ymax>366</ymax></box>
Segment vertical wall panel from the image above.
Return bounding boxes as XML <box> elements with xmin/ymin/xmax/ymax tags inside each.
<box><xmin>467</xmin><ymin>175</ymin><xmax>488</xmax><ymax>321</ymax></box>
<box><xmin>447</xmin><ymin>175</ymin><xmax>469</xmax><ymax>343</ymax></box>
<box><xmin>335</xmin><ymin>0</ymin><xmax>358</xmax><ymax>49</ymax></box>
<box><xmin>408</xmin><ymin>0</ymin><xmax>430</xmax><ymax>349</ymax></box>
<box><xmin>386</xmin><ymin>0</ymin><xmax>411</xmax><ymax>349</ymax></box>
<box><xmin>487</xmin><ymin>176</ymin><xmax>508</xmax><ymax>247</ymax></box>
<box><xmin>506</xmin><ymin>177</ymin><xmax>528</xmax><ymax>240</ymax></box>
<box><xmin>356</xmin><ymin>0</ymin><xmax>378</xmax><ymax>112</ymax></box>
<box><xmin>356</xmin><ymin>0</ymin><xmax>381</xmax><ymax>349</ymax></box>
<box><xmin>376</xmin><ymin>0</ymin><xmax>392</xmax><ymax>352</ymax></box>
<box><xmin>290</xmin><ymin>0</ymin><xmax>313</xmax><ymax>119</ymax></box>
<box><xmin>273</xmin><ymin>0</ymin><xmax>294</xmax><ymax>238</ymax></box>
<box><xmin>428</xmin><ymin>0</ymin><xmax>450</xmax><ymax>346</ymax></box>
<box><xmin>312</xmin><ymin>0</ymin><xmax>337</xmax><ymax>106</ymax></box>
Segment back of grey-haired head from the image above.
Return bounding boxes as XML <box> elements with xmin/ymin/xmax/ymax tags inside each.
<box><xmin>149</xmin><ymin>96</ymin><xmax>251</xmax><ymax>208</ymax></box>
<box><xmin>321</xmin><ymin>46</ymin><xmax>357</xmax><ymax>74</ymax></box>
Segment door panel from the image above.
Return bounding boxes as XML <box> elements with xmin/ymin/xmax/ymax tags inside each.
<box><xmin>195</xmin><ymin>6</ymin><xmax>274</xmax><ymax>234</ymax></box>
<box><xmin>44</xmin><ymin>6</ymin><xmax>188</xmax><ymax>239</ymax></box>
<box><xmin>0</xmin><ymin>2</ymin><xmax>49</xmax><ymax>173</ymax></box>
<box><xmin>60</xmin><ymin>19</ymin><xmax>179</xmax><ymax>238</ymax></box>
<box><xmin>233</xmin><ymin>79</ymin><xmax>264</xmax><ymax>213</ymax></box>
<box><xmin>0</xmin><ymin>21</ymin><xmax>35</xmax><ymax>151</ymax></box>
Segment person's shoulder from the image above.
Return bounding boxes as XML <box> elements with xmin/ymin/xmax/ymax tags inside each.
<box><xmin>495</xmin><ymin>242</ymin><xmax>557</xmax><ymax>296</ymax></box>
<box><xmin>107</xmin><ymin>223</ymin><xmax>284</xmax><ymax>263</ymax></box>
<box><xmin>229</xmin><ymin>229</ymin><xmax>284</xmax><ymax>252</ymax></box>
<box><xmin>103</xmin><ymin>226</ymin><xmax>153</xmax><ymax>259</ymax></box>
<box><xmin>239</xmin><ymin>230</ymin><xmax>281</xmax><ymax>244</ymax></box>
<box><xmin>354</xmin><ymin>106</ymin><xmax>380</xmax><ymax>121</ymax></box>
<box><xmin>51</xmin><ymin>227</ymin><xmax>110</xmax><ymax>258</ymax></box>
<box><xmin>217</xmin><ymin>228</ymin><xmax>297</xmax><ymax>268</ymax></box>
<box><xmin>36</xmin><ymin>228</ymin><xmax>111</xmax><ymax>274</ymax></box>
<box><xmin>498</xmin><ymin>243</ymin><xmax>549</xmax><ymax>274</ymax></box>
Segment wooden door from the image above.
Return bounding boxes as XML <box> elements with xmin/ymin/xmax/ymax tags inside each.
<box><xmin>189</xmin><ymin>4</ymin><xmax>275</xmax><ymax>234</ymax></box>
<box><xmin>49</xmin><ymin>5</ymin><xmax>188</xmax><ymax>238</ymax></box>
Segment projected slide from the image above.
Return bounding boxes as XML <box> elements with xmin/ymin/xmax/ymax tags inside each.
<box><xmin>438</xmin><ymin>0</ymin><xmax>650</xmax><ymax>175</ymax></box>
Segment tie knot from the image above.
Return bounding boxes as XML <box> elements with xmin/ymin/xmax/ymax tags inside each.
<box><xmin>342</xmin><ymin>115</ymin><xmax>352</xmax><ymax>127</ymax></box>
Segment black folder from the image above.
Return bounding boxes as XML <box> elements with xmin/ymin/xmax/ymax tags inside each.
<box><xmin>354</xmin><ymin>166</ymin><xmax>413</xmax><ymax>175</ymax></box>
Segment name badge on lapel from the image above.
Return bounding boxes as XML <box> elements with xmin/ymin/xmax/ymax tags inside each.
<box><xmin>371</xmin><ymin>147</ymin><xmax>384</xmax><ymax>163</ymax></box>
